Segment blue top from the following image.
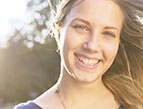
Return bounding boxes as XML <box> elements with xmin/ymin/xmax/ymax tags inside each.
<box><xmin>14</xmin><ymin>101</ymin><xmax>124</xmax><ymax>109</ymax></box>
<box><xmin>14</xmin><ymin>101</ymin><xmax>42</xmax><ymax>109</ymax></box>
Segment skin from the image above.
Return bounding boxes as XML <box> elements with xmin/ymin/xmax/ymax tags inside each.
<box><xmin>59</xmin><ymin>0</ymin><xmax>123</xmax><ymax>83</ymax></box>
<box><xmin>34</xmin><ymin>0</ymin><xmax>124</xmax><ymax>109</ymax></box>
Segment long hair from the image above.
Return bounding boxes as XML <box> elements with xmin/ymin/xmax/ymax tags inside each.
<box><xmin>103</xmin><ymin>0</ymin><xmax>143</xmax><ymax>108</ymax></box>
<box><xmin>49</xmin><ymin>0</ymin><xmax>143</xmax><ymax>108</ymax></box>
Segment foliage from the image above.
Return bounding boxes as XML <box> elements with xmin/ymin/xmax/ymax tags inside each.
<box><xmin>0</xmin><ymin>0</ymin><xmax>60</xmax><ymax>104</ymax></box>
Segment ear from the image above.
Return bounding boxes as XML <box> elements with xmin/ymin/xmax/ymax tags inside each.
<box><xmin>57</xmin><ymin>29</ymin><xmax>60</xmax><ymax>40</ymax></box>
<box><xmin>56</xmin><ymin>28</ymin><xmax>61</xmax><ymax>47</ymax></box>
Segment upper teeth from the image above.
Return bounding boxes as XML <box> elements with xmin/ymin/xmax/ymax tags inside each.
<box><xmin>78</xmin><ymin>56</ymin><xmax>99</xmax><ymax>65</ymax></box>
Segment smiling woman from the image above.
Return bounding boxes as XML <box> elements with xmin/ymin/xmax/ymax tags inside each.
<box><xmin>14</xmin><ymin>0</ymin><xmax>143</xmax><ymax>109</ymax></box>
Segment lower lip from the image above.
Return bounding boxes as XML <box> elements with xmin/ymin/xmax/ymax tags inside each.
<box><xmin>75</xmin><ymin>54</ymin><xmax>101</xmax><ymax>70</ymax></box>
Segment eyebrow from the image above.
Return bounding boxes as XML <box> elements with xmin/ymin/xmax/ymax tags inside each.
<box><xmin>104</xmin><ymin>26</ymin><xmax>119</xmax><ymax>33</ymax></box>
<box><xmin>70</xmin><ymin>18</ymin><xmax>90</xmax><ymax>25</ymax></box>
<box><xmin>71</xmin><ymin>18</ymin><xmax>120</xmax><ymax>32</ymax></box>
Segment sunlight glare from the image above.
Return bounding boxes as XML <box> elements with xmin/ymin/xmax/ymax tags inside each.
<box><xmin>0</xmin><ymin>0</ymin><xmax>27</xmax><ymax>48</ymax></box>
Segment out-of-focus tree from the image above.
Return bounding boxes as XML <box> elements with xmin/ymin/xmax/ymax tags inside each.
<box><xmin>0</xmin><ymin>0</ymin><xmax>60</xmax><ymax>104</ymax></box>
<box><xmin>9</xmin><ymin>0</ymin><xmax>59</xmax><ymax>48</ymax></box>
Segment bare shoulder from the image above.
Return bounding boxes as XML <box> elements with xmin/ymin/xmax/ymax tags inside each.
<box><xmin>33</xmin><ymin>86</ymin><xmax>62</xmax><ymax>109</ymax></box>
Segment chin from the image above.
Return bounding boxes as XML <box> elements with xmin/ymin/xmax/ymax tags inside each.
<box><xmin>72</xmin><ymin>72</ymin><xmax>102</xmax><ymax>84</ymax></box>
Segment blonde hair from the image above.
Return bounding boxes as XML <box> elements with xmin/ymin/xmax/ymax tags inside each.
<box><xmin>49</xmin><ymin>0</ymin><xmax>143</xmax><ymax>108</ymax></box>
<box><xmin>103</xmin><ymin>0</ymin><xmax>143</xmax><ymax>108</ymax></box>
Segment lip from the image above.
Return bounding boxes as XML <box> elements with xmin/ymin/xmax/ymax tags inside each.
<box><xmin>75</xmin><ymin>53</ymin><xmax>101</xmax><ymax>70</ymax></box>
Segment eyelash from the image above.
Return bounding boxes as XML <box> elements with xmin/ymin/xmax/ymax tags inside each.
<box><xmin>72</xmin><ymin>25</ymin><xmax>115</xmax><ymax>37</ymax></box>
<box><xmin>73</xmin><ymin>25</ymin><xmax>89</xmax><ymax>32</ymax></box>
<box><xmin>103</xmin><ymin>31</ymin><xmax>115</xmax><ymax>37</ymax></box>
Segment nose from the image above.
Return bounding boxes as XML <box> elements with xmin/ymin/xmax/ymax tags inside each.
<box><xmin>83</xmin><ymin>33</ymin><xmax>101</xmax><ymax>53</ymax></box>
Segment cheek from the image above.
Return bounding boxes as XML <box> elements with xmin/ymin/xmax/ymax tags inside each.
<box><xmin>60</xmin><ymin>32</ymin><xmax>76</xmax><ymax>55</ymax></box>
<box><xmin>62</xmin><ymin>30</ymin><xmax>84</xmax><ymax>50</ymax></box>
<box><xmin>103</xmin><ymin>41</ymin><xmax>119</xmax><ymax>60</ymax></box>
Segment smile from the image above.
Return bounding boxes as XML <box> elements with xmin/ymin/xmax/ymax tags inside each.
<box><xmin>75</xmin><ymin>54</ymin><xmax>101</xmax><ymax>70</ymax></box>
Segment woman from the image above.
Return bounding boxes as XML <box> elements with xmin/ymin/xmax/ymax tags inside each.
<box><xmin>14</xmin><ymin>0</ymin><xmax>143</xmax><ymax>109</ymax></box>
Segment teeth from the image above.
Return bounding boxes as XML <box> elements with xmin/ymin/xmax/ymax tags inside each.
<box><xmin>78</xmin><ymin>56</ymin><xmax>99</xmax><ymax>65</ymax></box>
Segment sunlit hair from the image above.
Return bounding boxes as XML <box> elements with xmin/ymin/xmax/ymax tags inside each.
<box><xmin>49</xmin><ymin>0</ymin><xmax>143</xmax><ymax>108</ymax></box>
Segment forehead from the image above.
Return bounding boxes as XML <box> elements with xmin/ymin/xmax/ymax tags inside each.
<box><xmin>65</xmin><ymin>0</ymin><xmax>123</xmax><ymax>29</ymax></box>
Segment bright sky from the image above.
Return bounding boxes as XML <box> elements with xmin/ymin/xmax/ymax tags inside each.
<box><xmin>0</xmin><ymin>0</ymin><xmax>28</xmax><ymax>48</ymax></box>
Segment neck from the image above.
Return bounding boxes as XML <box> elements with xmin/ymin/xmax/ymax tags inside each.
<box><xmin>55</xmin><ymin>67</ymin><xmax>114</xmax><ymax>106</ymax></box>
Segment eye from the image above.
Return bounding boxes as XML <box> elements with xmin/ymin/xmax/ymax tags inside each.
<box><xmin>103</xmin><ymin>31</ymin><xmax>115</xmax><ymax>38</ymax></box>
<box><xmin>72</xmin><ymin>25</ymin><xmax>89</xmax><ymax>32</ymax></box>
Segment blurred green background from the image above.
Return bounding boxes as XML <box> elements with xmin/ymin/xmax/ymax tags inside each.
<box><xmin>0</xmin><ymin>0</ymin><xmax>60</xmax><ymax>108</ymax></box>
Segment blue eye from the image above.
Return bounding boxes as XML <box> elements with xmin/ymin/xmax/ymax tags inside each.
<box><xmin>103</xmin><ymin>31</ymin><xmax>115</xmax><ymax>37</ymax></box>
<box><xmin>73</xmin><ymin>25</ymin><xmax>89</xmax><ymax>32</ymax></box>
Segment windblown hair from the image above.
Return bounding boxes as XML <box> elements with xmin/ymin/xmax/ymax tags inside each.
<box><xmin>103</xmin><ymin>0</ymin><xmax>143</xmax><ymax>108</ymax></box>
<box><xmin>49</xmin><ymin>0</ymin><xmax>143</xmax><ymax>108</ymax></box>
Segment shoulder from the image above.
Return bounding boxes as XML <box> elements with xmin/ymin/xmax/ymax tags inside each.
<box><xmin>14</xmin><ymin>101</ymin><xmax>42</xmax><ymax>109</ymax></box>
<box><xmin>14</xmin><ymin>86</ymin><xmax>60</xmax><ymax>109</ymax></box>
<box><xmin>33</xmin><ymin>86</ymin><xmax>62</xmax><ymax>109</ymax></box>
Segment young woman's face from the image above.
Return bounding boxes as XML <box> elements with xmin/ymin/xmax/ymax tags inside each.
<box><xmin>59</xmin><ymin>0</ymin><xmax>124</xmax><ymax>83</ymax></box>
